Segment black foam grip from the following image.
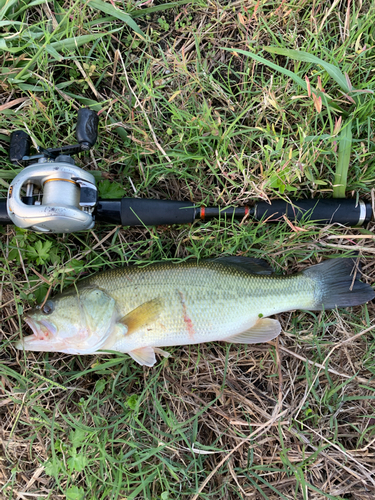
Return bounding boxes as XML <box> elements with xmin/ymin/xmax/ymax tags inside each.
<box><xmin>9</xmin><ymin>130</ymin><xmax>31</xmax><ymax>163</ymax></box>
<box><xmin>255</xmin><ymin>198</ymin><xmax>372</xmax><ymax>226</ymax></box>
<box><xmin>95</xmin><ymin>200</ymin><xmax>122</xmax><ymax>224</ymax></box>
<box><xmin>0</xmin><ymin>200</ymin><xmax>11</xmax><ymax>224</ymax></box>
<box><xmin>96</xmin><ymin>198</ymin><xmax>196</xmax><ymax>226</ymax></box>
<box><xmin>76</xmin><ymin>108</ymin><xmax>99</xmax><ymax>148</ymax></box>
<box><xmin>120</xmin><ymin>198</ymin><xmax>196</xmax><ymax>226</ymax></box>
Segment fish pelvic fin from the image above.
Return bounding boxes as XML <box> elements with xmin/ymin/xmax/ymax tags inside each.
<box><xmin>224</xmin><ymin>318</ymin><xmax>281</xmax><ymax>344</ymax></box>
<box><xmin>128</xmin><ymin>346</ymin><xmax>170</xmax><ymax>367</ymax></box>
<box><xmin>154</xmin><ymin>347</ymin><xmax>171</xmax><ymax>358</ymax></box>
<box><xmin>120</xmin><ymin>298</ymin><xmax>163</xmax><ymax>334</ymax></box>
<box><xmin>303</xmin><ymin>258</ymin><xmax>375</xmax><ymax>310</ymax></box>
<box><xmin>129</xmin><ymin>347</ymin><xmax>156</xmax><ymax>367</ymax></box>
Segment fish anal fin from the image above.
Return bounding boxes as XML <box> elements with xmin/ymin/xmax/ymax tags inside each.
<box><xmin>129</xmin><ymin>347</ymin><xmax>156</xmax><ymax>367</ymax></box>
<box><xmin>120</xmin><ymin>298</ymin><xmax>163</xmax><ymax>335</ymax></box>
<box><xmin>224</xmin><ymin>318</ymin><xmax>281</xmax><ymax>344</ymax></box>
<box><xmin>213</xmin><ymin>257</ymin><xmax>273</xmax><ymax>275</ymax></box>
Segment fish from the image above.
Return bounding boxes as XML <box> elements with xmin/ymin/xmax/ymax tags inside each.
<box><xmin>16</xmin><ymin>257</ymin><xmax>374</xmax><ymax>367</ymax></box>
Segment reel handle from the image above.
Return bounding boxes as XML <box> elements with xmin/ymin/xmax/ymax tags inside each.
<box><xmin>0</xmin><ymin>199</ymin><xmax>10</xmax><ymax>223</ymax></box>
<box><xmin>8</xmin><ymin>108</ymin><xmax>98</xmax><ymax>165</ymax></box>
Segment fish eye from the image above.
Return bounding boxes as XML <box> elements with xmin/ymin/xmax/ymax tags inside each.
<box><xmin>42</xmin><ymin>300</ymin><xmax>54</xmax><ymax>315</ymax></box>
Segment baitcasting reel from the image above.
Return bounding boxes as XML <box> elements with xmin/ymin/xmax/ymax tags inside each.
<box><xmin>6</xmin><ymin>109</ymin><xmax>99</xmax><ymax>233</ymax></box>
<box><xmin>1</xmin><ymin>108</ymin><xmax>373</xmax><ymax>233</ymax></box>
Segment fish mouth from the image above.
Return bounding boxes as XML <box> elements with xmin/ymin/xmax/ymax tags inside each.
<box><xmin>16</xmin><ymin>315</ymin><xmax>58</xmax><ymax>351</ymax></box>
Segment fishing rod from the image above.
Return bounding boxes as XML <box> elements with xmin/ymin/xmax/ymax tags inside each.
<box><xmin>0</xmin><ymin>108</ymin><xmax>372</xmax><ymax>234</ymax></box>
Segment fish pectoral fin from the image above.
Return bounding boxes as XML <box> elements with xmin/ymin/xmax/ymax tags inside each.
<box><xmin>129</xmin><ymin>347</ymin><xmax>157</xmax><ymax>367</ymax></box>
<box><xmin>100</xmin><ymin>323</ymin><xmax>128</xmax><ymax>350</ymax></box>
<box><xmin>120</xmin><ymin>298</ymin><xmax>163</xmax><ymax>335</ymax></box>
<box><xmin>224</xmin><ymin>318</ymin><xmax>281</xmax><ymax>344</ymax></box>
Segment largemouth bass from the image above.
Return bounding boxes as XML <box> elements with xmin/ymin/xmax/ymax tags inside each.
<box><xmin>17</xmin><ymin>257</ymin><xmax>374</xmax><ymax>366</ymax></box>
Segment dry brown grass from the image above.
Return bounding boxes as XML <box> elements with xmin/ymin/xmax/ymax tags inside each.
<box><xmin>1</xmin><ymin>0</ymin><xmax>375</xmax><ymax>498</ymax></box>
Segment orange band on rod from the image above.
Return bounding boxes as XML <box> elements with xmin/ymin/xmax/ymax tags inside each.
<box><xmin>43</xmin><ymin>178</ymin><xmax>76</xmax><ymax>186</ymax></box>
<box><xmin>245</xmin><ymin>206</ymin><xmax>249</xmax><ymax>216</ymax></box>
<box><xmin>200</xmin><ymin>207</ymin><xmax>205</xmax><ymax>220</ymax></box>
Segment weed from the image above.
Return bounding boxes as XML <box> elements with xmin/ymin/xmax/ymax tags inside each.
<box><xmin>0</xmin><ymin>0</ymin><xmax>374</xmax><ymax>499</ymax></box>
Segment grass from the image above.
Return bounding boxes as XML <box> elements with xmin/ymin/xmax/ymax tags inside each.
<box><xmin>1</xmin><ymin>0</ymin><xmax>375</xmax><ymax>498</ymax></box>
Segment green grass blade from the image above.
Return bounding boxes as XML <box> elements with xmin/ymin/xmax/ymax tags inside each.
<box><xmin>131</xmin><ymin>0</ymin><xmax>193</xmax><ymax>18</ymax></box>
<box><xmin>225</xmin><ymin>47</ymin><xmax>345</xmax><ymax>114</ymax></box>
<box><xmin>0</xmin><ymin>0</ymin><xmax>19</xmax><ymax>21</ymax></box>
<box><xmin>45</xmin><ymin>44</ymin><xmax>64</xmax><ymax>61</ymax></box>
<box><xmin>0</xmin><ymin>20</ymin><xmax>25</xmax><ymax>27</ymax></box>
<box><xmin>20</xmin><ymin>0</ymin><xmax>47</xmax><ymax>7</ymax></box>
<box><xmin>264</xmin><ymin>47</ymin><xmax>350</xmax><ymax>93</ymax></box>
<box><xmin>224</xmin><ymin>47</ymin><xmax>308</xmax><ymax>90</ymax></box>
<box><xmin>333</xmin><ymin>120</ymin><xmax>353</xmax><ymax>197</ymax></box>
<box><xmin>2</xmin><ymin>3</ymin><xmax>375</xmax><ymax>497</ymax></box>
<box><xmin>49</xmin><ymin>33</ymin><xmax>109</xmax><ymax>52</ymax></box>
<box><xmin>87</xmin><ymin>0</ymin><xmax>144</xmax><ymax>38</ymax></box>
<box><xmin>11</xmin><ymin>34</ymin><xmax>107</xmax><ymax>81</ymax></box>
<box><xmin>0</xmin><ymin>38</ymin><xmax>30</xmax><ymax>54</ymax></box>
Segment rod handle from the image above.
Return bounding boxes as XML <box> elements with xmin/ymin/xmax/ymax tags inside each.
<box><xmin>95</xmin><ymin>198</ymin><xmax>196</xmax><ymax>226</ymax></box>
<box><xmin>255</xmin><ymin>198</ymin><xmax>372</xmax><ymax>226</ymax></box>
<box><xmin>0</xmin><ymin>199</ymin><xmax>11</xmax><ymax>224</ymax></box>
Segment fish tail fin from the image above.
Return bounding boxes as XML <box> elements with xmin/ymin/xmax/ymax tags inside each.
<box><xmin>303</xmin><ymin>258</ymin><xmax>374</xmax><ymax>310</ymax></box>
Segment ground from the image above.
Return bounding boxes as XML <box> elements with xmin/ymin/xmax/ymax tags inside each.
<box><xmin>0</xmin><ymin>0</ymin><xmax>375</xmax><ymax>499</ymax></box>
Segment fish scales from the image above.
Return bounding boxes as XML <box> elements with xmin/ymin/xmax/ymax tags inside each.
<box><xmin>80</xmin><ymin>261</ymin><xmax>315</xmax><ymax>351</ymax></box>
<box><xmin>17</xmin><ymin>258</ymin><xmax>375</xmax><ymax>366</ymax></box>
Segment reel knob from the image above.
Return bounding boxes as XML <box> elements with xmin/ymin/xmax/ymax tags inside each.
<box><xmin>76</xmin><ymin>108</ymin><xmax>99</xmax><ymax>150</ymax></box>
<box><xmin>9</xmin><ymin>130</ymin><xmax>31</xmax><ymax>164</ymax></box>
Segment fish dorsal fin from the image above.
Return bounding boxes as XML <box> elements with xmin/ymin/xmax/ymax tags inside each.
<box><xmin>224</xmin><ymin>318</ymin><xmax>281</xmax><ymax>344</ymax></box>
<box><xmin>129</xmin><ymin>347</ymin><xmax>156</xmax><ymax>367</ymax></box>
<box><xmin>120</xmin><ymin>298</ymin><xmax>163</xmax><ymax>335</ymax></box>
<box><xmin>213</xmin><ymin>257</ymin><xmax>274</xmax><ymax>275</ymax></box>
